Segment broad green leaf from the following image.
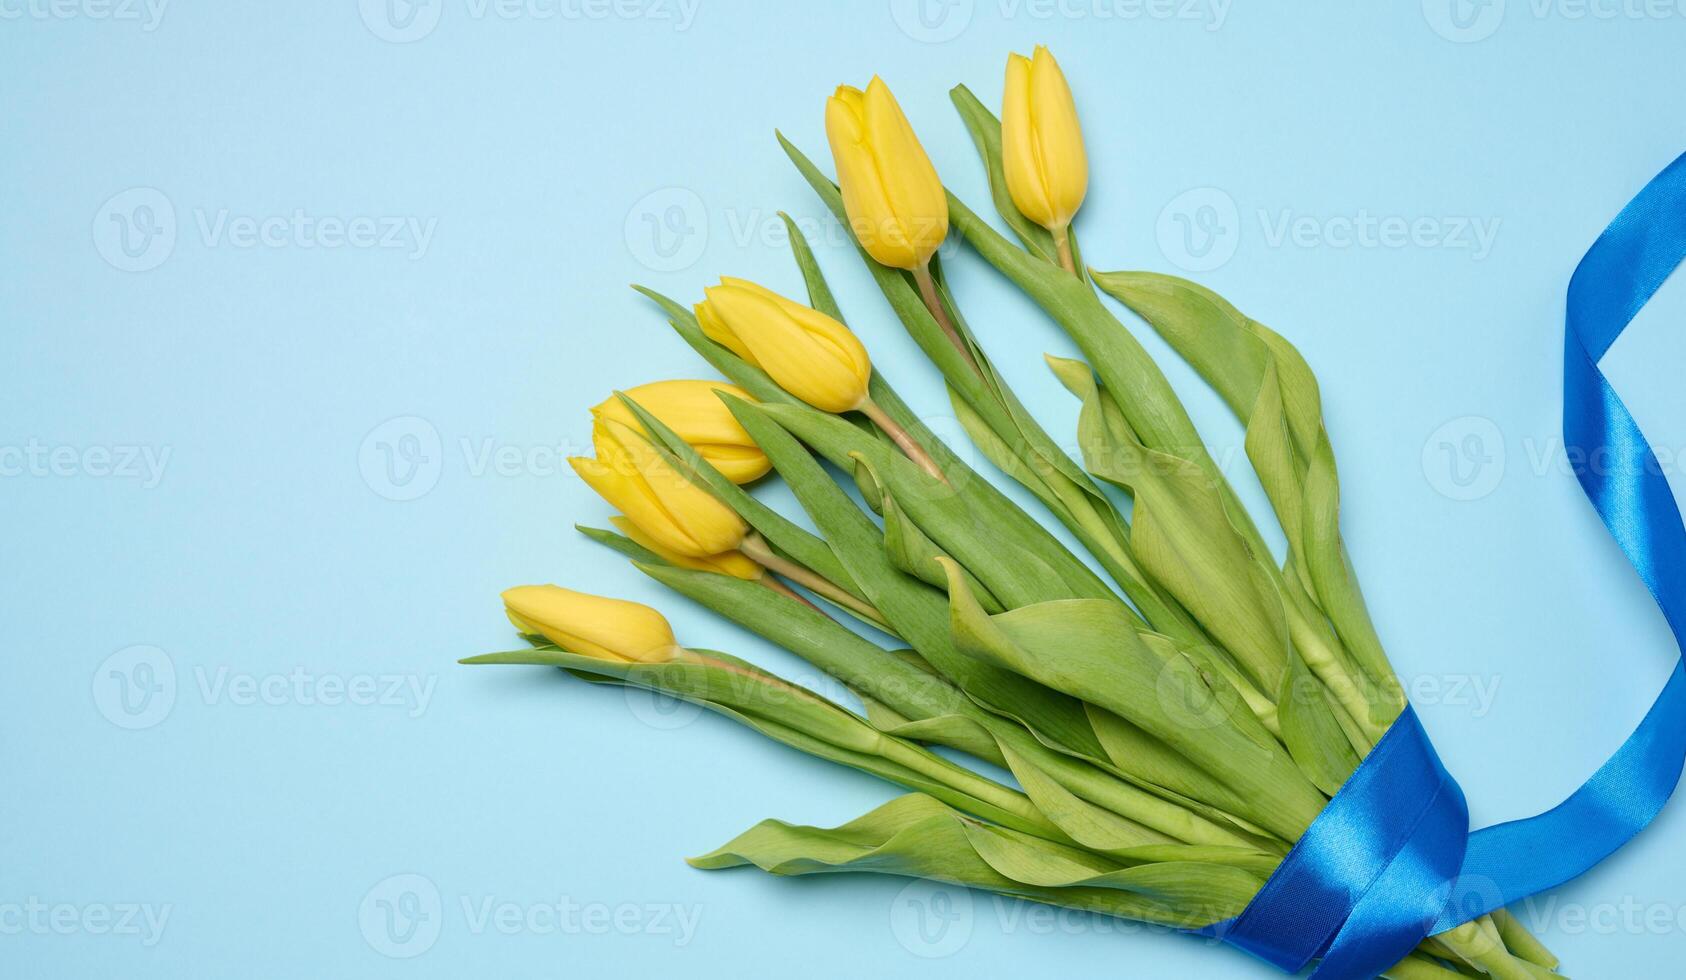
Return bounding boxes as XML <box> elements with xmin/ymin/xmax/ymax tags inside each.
<box><xmin>1277</xmin><ymin>646</ymin><xmax>1364</xmax><ymax>796</ymax></box>
<box><xmin>997</xmin><ymin>743</ymin><xmax>1175</xmax><ymax>851</ymax></box>
<box><xmin>873</xmin><ymin>713</ymin><xmax>1007</xmax><ymax>769</ymax></box>
<box><xmin>940</xmin><ymin>562</ymin><xmax>1326</xmax><ymax>841</ymax></box>
<box><xmin>1090</xmin><ymin>270</ymin><xmax>1405</xmax><ymax>727</ymax></box>
<box><xmin>693</xmin><ymin>793</ymin><xmax>1257</xmax><ymax>929</ymax></box>
<box><xmin>1050</xmin><ymin>356</ymin><xmax>1290</xmax><ymax>693</ymax></box>
<box><xmin>622</xmin><ymin>551</ymin><xmax>1239</xmax><ymax>847</ymax></box>
<box><xmin>864</xmin><ymin>457</ymin><xmax>1004</xmax><ymax>614</ymax></box>
<box><xmin>942</xmin><ymin>193</ymin><xmax>1278</xmax><ymax>583</ymax></box>
<box><xmin>723</xmin><ymin>395</ymin><xmax>1111</xmax><ymax>763</ymax></box>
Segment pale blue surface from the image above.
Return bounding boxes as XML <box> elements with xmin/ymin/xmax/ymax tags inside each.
<box><xmin>5</xmin><ymin>3</ymin><xmax>1686</xmax><ymax>977</ymax></box>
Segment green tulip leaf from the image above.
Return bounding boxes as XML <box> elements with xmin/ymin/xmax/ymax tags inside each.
<box><xmin>1088</xmin><ymin>270</ymin><xmax>1405</xmax><ymax>726</ymax></box>
<box><xmin>693</xmin><ymin>793</ymin><xmax>1256</xmax><ymax>929</ymax></box>
<box><xmin>1048</xmin><ymin>356</ymin><xmax>1291</xmax><ymax>694</ymax></box>
<box><xmin>723</xmin><ymin>395</ymin><xmax>1111</xmax><ymax>763</ymax></box>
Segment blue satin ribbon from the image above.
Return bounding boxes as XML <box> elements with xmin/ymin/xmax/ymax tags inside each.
<box><xmin>1202</xmin><ymin>150</ymin><xmax>1686</xmax><ymax>978</ymax></box>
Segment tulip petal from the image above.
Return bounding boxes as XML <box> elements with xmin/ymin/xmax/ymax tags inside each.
<box><xmin>862</xmin><ymin>77</ymin><xmax>948</xmax><ymax>265</ymax></box>
<box><xmin>1002</xmin><ymin>52</ymin><xmax>1055</xmax><ymax>228</ymax></box>
<box><xmin>592</xmin><ymin>380</ymin><xmax>772</xmax><ymax>484</ymax></box>
<box><xmin>501</xmin><ymin>584</ymin><xmax>678</xmax><ymax>663</ymax></box>
<box><xmin>596</xmin><ymin>418</ymin><xmax>748</xmax><ymax>555</ymax></box>
<box><xmin>571</xmin><ymin>453</ymin><xmax>705</xmax><ymax>556</ymax></box>
<box><xmin>1029</xmin><ymin>46</ymin><xmax>1087</xmax><ymax>226</ymax></box>
<box><xmin>609</xmin><ymin>516</ymin><xmax>763</xmax><ymax>580</ymax></box>
<box><xmin>702</xmin><ymin>283</ymin><xmax>869</xmax><ymax>414</ymax></box>
<box><xmin>826</xmin><ymin>89</ymin><xmax>920</xmax><ymax>270</ymax></box>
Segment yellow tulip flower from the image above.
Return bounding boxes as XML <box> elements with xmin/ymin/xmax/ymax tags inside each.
<box><xmin>1002</xmin><ymin>46</ymin><xmax>1088</xmax><ymax>269</ymax></box>
<box><xmin>591</xmin><ymin>380</ymin><xmax>771</xmax><ymax>485</ymax></box>
<box><xmin>825</xmin><ymin>77</ymin><xmax>948</xmax><ymax>272</ymax></box>
<box><xmin>502</xmin><ymin>584</ymin><xmax>679</xmax><ymax>663</ymax></box>
<box><xmin>609</xmin><ymin>516</ymin><xmax>762</xmax><ymax>581</ymax></box>
<box><xmin>694</xmin><ymin>278</ymin><xmax>872</xmax><ymax>414</ymax></box>
<box><xmin>570</xmin><ymin>417</ymin><xmax>747</xmax><ymax>558</ymax></box>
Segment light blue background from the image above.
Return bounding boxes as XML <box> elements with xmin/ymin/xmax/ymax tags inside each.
<box><xmin>5</xmin><ymin>1</ymin><xmax>1686</xmax><ymax>976</ymax></box>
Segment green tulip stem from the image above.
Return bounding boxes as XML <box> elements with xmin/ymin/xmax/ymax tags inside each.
<box><xmin>857</xmin><ymin>396</ymin><xmax>947</xmax><ymax>483</ymax></box>
<box><xmin>1489</xmin><ymin>908</ymin><xmax>1560</xmax><ymax>970</ymax></box>
<box><xmin>1052</xmin><ymin>222</ymin><xmax>1076</xmax><ymax>274</ymax></box>
<box><xmin>758</xmin><ymin>574</ymin><xmax>825</xmax><ymax>612</ymax></box>
<box><xmin>1430</xmin><ymin>919</ymin><xmax>1542</xmax><ymax>980</ymax></box>
<box><xmin>741</xmin><ymin>532</ymin><xmax>893</xmax><ymax>630</ymax></box>
<box><xmin>873</xmin><ymin>737</ymin><xmax>1062</xmax><ymax>839</ymax></box>
<box><xmin>912</xmin><ymin>260</ymin><xmax>981</xmax><ymax>376</ymax></box>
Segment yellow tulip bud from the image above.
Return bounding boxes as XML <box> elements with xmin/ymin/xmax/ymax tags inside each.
<box><xmin>693</xmin><ymin>278</ymin><xmax>872</xmax><ymax>414</ymax></box>
<box><xmin>825</xmin><ymin>77</ymin><xmax>948</xmax><ymax>270</ymax></box>
<box><xmin>502</xmin><ymin>584</ymin><xmax>679</xmax><ymax>663</ymax></box>
<box><xmin>590</xmin><ymin>380</ymin><xmax>771</xmax><ymax>485</ymax></box>
<box><xmin>1002</xmin><ymin>46</ymin><xmax>1088</xmax><ymax>234</ymax></box>
<box><xmin>609</xmin><ymin>516</ymin><xmax>763</xmax><ymax>581</ymax></box>
<box><xmin>570</xmin><ymin>418</ymin><xmax>747</xmax><ymax>558</ymax></box>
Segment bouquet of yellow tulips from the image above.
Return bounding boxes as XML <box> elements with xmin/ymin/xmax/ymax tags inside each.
<box><xmin>465</xmin><ymin>48</ymin><xmax>1564</xmax><ymax>980</ymax></box>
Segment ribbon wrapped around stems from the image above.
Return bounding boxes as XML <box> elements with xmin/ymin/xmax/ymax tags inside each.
<box><xmin>1197</xmin><ymin>150</ymin><xmax>1686</xmax><ymax>979</ymax></box>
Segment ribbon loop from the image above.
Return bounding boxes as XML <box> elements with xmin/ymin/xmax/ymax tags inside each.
<box><xmin>1214</xmin><ymin>709</ymin><xmax>1469</xmax><ymax>979</ymax></box>
<box><xmin>1205</xmin><ymin>150</ymin><xmax>1686</xmax><ymax>977</ymax></box>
